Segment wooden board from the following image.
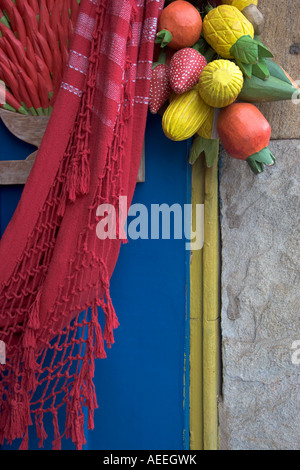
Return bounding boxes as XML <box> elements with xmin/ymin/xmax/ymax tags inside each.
<box><xmin>0</xmin><ymin>148</ymin><xmax>145</xmax><ymax>185</ymax></box>
<box><xmin>257</xmin><ymin>0</ymin><xmax>300</xmax><ymax>139</ymax></box>
<box><xmin>137</xmin><ymin>141</ymin><xmax>145</xmax><ymax>183</ymax></box>
<box><xmin>0</xmin><ymin>110</ymin><xmax>145</xmax><ymax>184</ymax></box>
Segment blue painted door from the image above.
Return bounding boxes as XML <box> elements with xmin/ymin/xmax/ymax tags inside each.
<box><xmin>0</xmin><ymin>113</ymin><xmax>191</xmax><ymax>450</ymax></box>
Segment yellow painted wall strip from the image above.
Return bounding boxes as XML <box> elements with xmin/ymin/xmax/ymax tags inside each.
<box><xmin>203</xmin><ymin>158</ymin><xmax>219</xmax><ymax>450</ymax></box>
<box><xmin>189</xmin><ymin>156</ymin><xmax>205</xmax><ymax>450</ymax></box>
<box><xmin>190</xmin><ymin>154</ymin><xmax>220</xmax><ymax>450</ymax></box>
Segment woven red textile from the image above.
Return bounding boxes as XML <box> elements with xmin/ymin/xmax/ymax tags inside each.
<box><xmin>0</xmin><ymin>0</ymin><xmax>164</xmax><ymax>449</ymax></box>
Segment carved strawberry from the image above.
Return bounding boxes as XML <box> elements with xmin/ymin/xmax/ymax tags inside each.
<box><xmin>149</xmin><ymin>63</ymin><xmax>172</xmax><ymax>114</ymax></box>
<box><xmin>169</xmin><ymin>48</ymin><xmax>207</xmax><ymax>94</ymax></box>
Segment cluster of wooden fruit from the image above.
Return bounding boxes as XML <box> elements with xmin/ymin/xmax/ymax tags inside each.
<box><xmin>0</xmin><ymin>0</ymin><xmax>80</xmax><ymax>116</ymax></box>
<box><xmin>150</xmin><ymin>0</ymin><xmax>299</xmax><ymax>174</ymax></box>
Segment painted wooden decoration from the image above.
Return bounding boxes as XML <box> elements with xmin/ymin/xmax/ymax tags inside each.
<box><xmin>217</xmin><ymin>102</ymin><xmax>276</xmax><ymax>173</ymax></box>
<box><xmin>152</xmin><ymin>1</ymin><xmax>299</xmax><ymax>174</ymax></box>
<box><xmin>169</xmin><ymin>48</ymin><xmax>207</xmax><ymax>94</ymax></box>
<box><xmin>162</xmin><ymin>89</ymin><xmax>211</xmax><ymax>141</ymax></box>
<box><xmin>203</xmin><ymin>5</ymin><xmax>272</xmax><ymax>79</ymax></box>
<box><xmin>198</xmin><ymin>59</ymin><xmax>244</xmax><ymax>108</ymax></box>
<box><xmin>0</xmin><ymin>111</ymin><xmax>48</xmax><ymax>185</ymax></box>
<box><xmin>149</xmin><ymin>63</ymin><xmax>172</xmax><ymax>114</ymax></box>
<box><xmin>156</xmin><ymin>1</ymin><xmax>203</xmax><ymax>50</ymax></box>
<box><xmin>222</xmin><ymin>1</ymin><xmax>265</xmax><ymax>35</ymax></box>
<box><xmin>239</xmin><ymin>58</ymin><xmax>300</xmax><ymax>102</ymax></box>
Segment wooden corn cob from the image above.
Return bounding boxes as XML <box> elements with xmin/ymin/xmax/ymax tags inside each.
<box><xmin>33</xmin><ymin>30</ymin><xmax>53</xmax><ymax>72</ymax></box>
<box><xmin>2</xmin><ymin>89</ymin><xmax>28</xmax><ymax>114</ymax></box>
<box><xmin>0</xmin><ymin>41</ymin><xmax>9</xmax><ymax>66</ymax></box>
<box><xmin>22</xmin><ymin>3</ymin><xmax>39</xmax><ymax>42</ymax></box>
<box><xmin>0</xmin><ymin>7</ymin><xmax>10</xmax><ymax>28</ymax></box>
<box><xmin>0</xmin><ymin>61</ymin><xmax>22</xmax><ymax>103</ymax></box>
<box><xmin>14</xmin><ymin>0</ymin><xmax>25</xmax><ymax>16</ymax></box>
<box><xmin>13</xmin><ymin>67</ymin><xmax>34</xmax><ymax>113</ymax></box>
<box><xmin>2</xmin><ymin>37</ymin><xmax>18</xmax><ymax>66</ymax></box>
<box><xmin>2</xmin><ymin>0</ymin><xmax>27</xmax><ymax>45</ymax></box>
<box><xmin>0</xmin><ymin>0</ymin><xmax>81</xmax><ymax>115</ymax></box>
<box><xmin>0</xmin><ymin>22</ymin><xmax>25</xmax><ymax>66</ymax></box>
<box><xmin>10</xmin><ymin>7</ymin><xmax>27</xmax><ymax>45</ymax></box>
<box><xmin>46</xmin><ymin>0</ymin><xmax>55</xmax><ymax>13</ymax></box>
<box><xmin>35</xmin><ymin>55</ymin><xmax>54</xmax><ymax>99</ymax></box>
<box><xmin>25</xmin><ymin>37</ymin><xmax>36</xmax><ymax>67</ymax></box>
<box><xmin>39</xmin><ymin>0</ymin><xmax>50</xmax><ymax>37</ymax></box>
<box><xmin>27</xmin><ymin>0</ymin><xmax>39</xmax><ymax>16</ymax></box>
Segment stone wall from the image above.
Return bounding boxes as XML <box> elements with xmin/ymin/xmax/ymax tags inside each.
<box><xmin>219</xmin><ymin>141</ymin><xmax>300</xmax><ymax>450</ymax></box>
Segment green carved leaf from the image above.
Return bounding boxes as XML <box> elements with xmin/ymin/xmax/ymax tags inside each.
<box><xmin>155</xmin><ymin>30</ymin><xmax>173</xmax><ymax>48</ymax></box>
<box><xmin>235</xmin><ymin>60</ymin><xmax>253</xmax><ymax>79</ymax></box>
<box><xmin>189</xmin><ymin>135</ymin><xmax>205</xmax><ymax>165</ymax></box>
<box><xmin>189</xmin><ymin>136</ymin><xmax>220</xmax><ymax>167</ymax></box>
<box><xmin>246</xmin><ymin>147</ymin><xmax>276</xmax><ymax>174</ymax></box>
<box><xmin>256</xmin><ymin>42</ymin><xmax>274</xmax><ymax>59</ymax></box>
<box><xmin>202</xmin><ymin>138</ymin><xmax>220</xmax><ymax>167</ymax></box>
<box><xmin>230</xmin><ymin>35</ymin><xmax>258</xmax><ymax>65</ymax></box>
<box><xmin>252</xmin><ymin>59</ymin><xmax>270</xmax><ymax>80</ymax></box>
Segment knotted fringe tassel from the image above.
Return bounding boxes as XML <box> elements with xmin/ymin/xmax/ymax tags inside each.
<box><xmin>84</xmin><ymin>320</ymin><xmax>98</xmax><ymax>431</ymax></box>
<box><xmin>57</xmin><ymin>181</ymin><xmax>68</xmax><ymax>218</ymax></box>
<box><xmin>86</xmin><ymin>378</ymin><xmax>98</xmax><ymax>432</ymax></box>
<box><xmin>3</xmin><ymin>391</ymin><xmax>32</xmax><ymax>447</ymax></box>
<box><xmin>65</xmin><ymin>377</ymin><xmax>87</xmax><ymax>450</ymax></box>
<box><xmin>35</xmin><ymin>412</ymin><xmax>48</xmax><ymax>448</ymax></box>
<box><xmin>100</xmin><ymin>279</ymin><xmax>120</xmax><ymax>349</ymax></box>
<box><xmin>77</xmin><ymin>149</ymin><xmax>90</xmax><ymax>196</ymax></box>
<box><xmin>67</xmin><ymin>151</ymin><xmax>91</xmax><ymax>203</ymax></box>
<box><xmin>22</xmin><ymin>290</ymin><xmax>41</xmax><ymax>391</ymax></box>
<box><xmin>67</xmin><ymin>160</ymin><xmax>79</xmax><ymax>203</ymax></box>
<box><xmin>91</xmin><ymin>303</ymin><xmax>106</xmax><ymax>359</ymax></box>
<box><xmin>52</xmin><ymin>409</ymin><xmax>62</xmax><ymax>450</ymax></box>
<box><xmin>19</xmin><ymin>428</ymin><xmax>29</xmax><ymax>450</ymax></box>
<box><xmin>65</xmin><ymin>316</ymin><xmax>102</xmax><ymax>448</ymax></box>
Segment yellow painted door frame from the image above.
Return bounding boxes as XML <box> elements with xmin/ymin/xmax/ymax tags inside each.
<box><xmin>190</xmin><ymin>155</ymin><xmax>220</xmax><ymax>450</ymax></box>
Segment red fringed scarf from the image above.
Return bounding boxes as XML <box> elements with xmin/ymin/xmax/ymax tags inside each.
<box><xmin>0</xmin><ymin>0</ymin><xmax>164</xmax><ymax>449</ymax></box>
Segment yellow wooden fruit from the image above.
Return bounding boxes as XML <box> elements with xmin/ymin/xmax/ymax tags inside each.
<box><xmin>203</xmin><ymin>5</ymin><xmax>254</xmax><ymax>59</ymax></box>
<box><xmin>198</xmin><ymin>59</ymin><xmax>244</xmax><ymax>108</ymax></box>
<box><xmin>222</xmin><ymin>0</ymin><xmax>258</xmax><ymax>8</ymax></box>
<box><xmin>162</xmin><ymin>89</ymin><xmax>212</xmax><ymax>141</ymax></box>
<box><xmin>197</xmin><ymin>106</ymin><xmax>215</xmax><ymax>139</ymax></box>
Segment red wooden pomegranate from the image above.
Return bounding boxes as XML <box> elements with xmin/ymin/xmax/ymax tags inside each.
<box><xmin>156</xmin><ymin>1</ymin><xmax>203</xmax><ymax>50</ymax></box>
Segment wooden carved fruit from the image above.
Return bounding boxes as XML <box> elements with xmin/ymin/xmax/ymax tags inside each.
<box><xmin>156</xmin><ymin>1</ymin><xmax>203</xmax><ymax>50</ymax></box>
<box><xmin>149</xmin><ymin>64</ymin><xmax>172</xmax><ymax>114</ymax></box>
<box><xmin>217</xmin><ymin>102</ymin><xmax>276</xmax><ymax>174</ymax></box>
<box><xmin>198</xmin><ymin>59</ymin><xmax>244</xmax><ymax>108</ymax></box>
<box><xmin>221</xmin><ymin>0</ymin><xmax>257</xmax><ymax>7</ymax></box>
<box><xmin>221</xmin><ymin>0</ymin><xmax>264</xmax><ymax>35</ymax></box>
<box><xmin>203</xmin><ymin>5</ymin><xmax>272</xmax><ymax>78</ymax></box>
<box><xmin>169</xmin><ymin>48</ymin><xmax>207</xmax><ymax>94</ymax></box>
<box><xmin>197</xmin><ymin>105</ymin><xmax>215</xmax><ymax>140</ymax></box>
<box><xmin>162</xmin><ymin>89</ymin><xmax>211</xmax><ymax>141</ymax></box>
<box><xmin>238</xmin><ymin>71</ymin><xmax>300</xmax><ymax>103</ymax></box>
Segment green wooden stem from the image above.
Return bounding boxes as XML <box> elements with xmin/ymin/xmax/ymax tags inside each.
<box><xmin>155</xmin><ymin>29</ymin><xmax>173</xmax><ymax>48</ymax></box>
<box><xmin>246</xmin><ymin>147</ymin><xmax>276</xmax><ymax>174</ymax></box>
